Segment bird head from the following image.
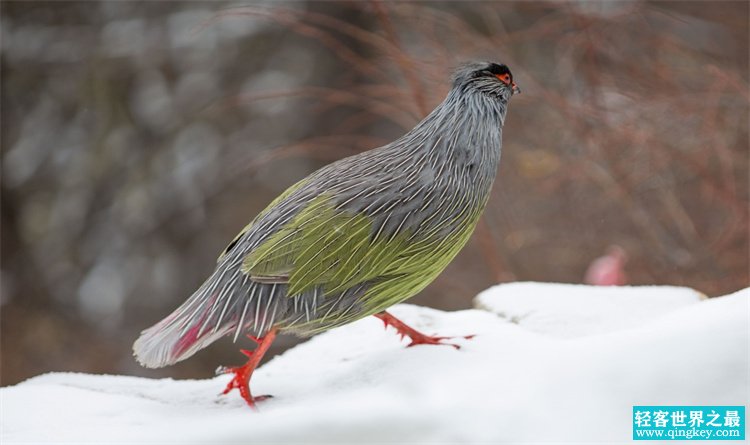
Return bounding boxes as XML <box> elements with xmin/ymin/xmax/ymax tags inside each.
<box><xmin>452</xmin><ymin>61</ymin><xmax>521</xmax><ymax>100</ymax></box>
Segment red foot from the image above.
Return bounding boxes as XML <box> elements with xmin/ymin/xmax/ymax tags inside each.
<box><xmin>219</xmin><ymin>328</ymin><xmax>277</xmax><ymax>409</ymax></box>
<box><xmin>373</xmin><ymin>311</ymin><xmax>474</xmax><ymax>350</ymax></box>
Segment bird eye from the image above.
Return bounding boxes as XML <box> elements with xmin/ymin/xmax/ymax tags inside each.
<box><xmin>495</xmin><ymin>73</ymin><xmax>511</xmax><ymax>85</ymax></box>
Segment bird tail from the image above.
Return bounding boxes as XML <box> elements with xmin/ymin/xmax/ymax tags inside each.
<box><xmin>133</xmin><ymin>268</ymin><xmax>257</xmax><ymax>369</ymax></box>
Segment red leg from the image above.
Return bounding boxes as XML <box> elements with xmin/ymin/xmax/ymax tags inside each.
<box><xmin>373</xmin><ymin>311</ymin><xmax>474</xmax><ymax>350</ymax></box>
<box><xmin>219</xmin><ymin>328</ymin><xmax>277</xmax><ymax>409</ymax></box>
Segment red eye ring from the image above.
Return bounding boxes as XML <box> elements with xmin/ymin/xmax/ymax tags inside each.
<box><xmin>495</xmin><ymin>73</ymin><xmax>511</xmax><ymax>85</ymax></box>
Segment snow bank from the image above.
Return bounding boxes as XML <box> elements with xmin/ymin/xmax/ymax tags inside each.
<box><xmin>474</xmin><ymin>282</ymin><xmax>706</xmax><ymax>337</ymax></box>
<box><xmin>2</xmin><ymin>283</ymin><xmax>747</xmax><ymax>444</ymax></box>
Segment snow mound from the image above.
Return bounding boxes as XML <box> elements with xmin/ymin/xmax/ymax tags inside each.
<box><xmin>474</xmin><ymin>282</ymin><xmax>706</xmax><ymax>337</ymax></box>
<box><xmin>2</xmin><ymin>283</ymin><xmax>747</xmax><ymax>444</ymax></box>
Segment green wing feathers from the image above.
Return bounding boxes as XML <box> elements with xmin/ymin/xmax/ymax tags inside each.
<box><xmin>241</xmin><ymin>193</ymin><xmax>480</xmax><ymax>314</ymax></box>
<box><xmin>242</xmin><ymin>195</ymin><xmax>408</xmax><ymax>297</ymax></box>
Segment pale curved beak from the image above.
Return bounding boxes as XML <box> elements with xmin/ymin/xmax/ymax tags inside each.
<box><xmin>511</xmin><ymin>82</ymin><xmax>521</xmax><ymax>95</ymax></box>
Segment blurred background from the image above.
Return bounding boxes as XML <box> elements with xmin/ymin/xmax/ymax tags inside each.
<box><xmin>2</xmin><ymin>1</ymin><xmax>747</xmax><ymax>386</ymax></box>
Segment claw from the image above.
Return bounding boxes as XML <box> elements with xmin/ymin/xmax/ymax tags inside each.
<box><xmin>246</xmin><ymin>334</ymin><xmax>262</xmax><ymax>344</ymax></box>
<box><xmin>240</xmin><ymin>348</ymin><xmax>254</xmax><ymax>358</ymax></box>
<box><xmin>374</xmin><ymin>312</ymin><xmax>474</xmax><ymax>349</ymax></box>
<box><xmin>219</xmin><ymin>328</ymin><xmax>278</xmax><ymax>409</ymax></box>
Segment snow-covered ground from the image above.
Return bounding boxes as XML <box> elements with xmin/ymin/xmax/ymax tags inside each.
<box><xmin>2</xmin><ymin>282</ymin><xmax>747</xmax><ymax>444</ymax></box>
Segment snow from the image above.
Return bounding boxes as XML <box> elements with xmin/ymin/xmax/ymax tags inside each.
<box><xmin>474</xmin><ymin>282</ymin><xmax>706</xmax><ymax>337</ymax></box>
<box><xmin>2</xmin><ymin>282</ymin><xmax>748</xmax><ymax>444</ymax></box>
